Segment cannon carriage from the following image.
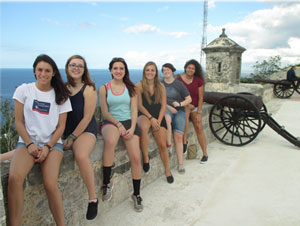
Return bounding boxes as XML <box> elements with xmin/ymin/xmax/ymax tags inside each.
<box><xmin>256</xmin><ymin>79</ymin><xmax>300</xmax><ymax>99</ymax></box>
<box><xmin>204</xmin><ymin>91</ymin><xmax>300</xmax><ymax>147</ymax></box>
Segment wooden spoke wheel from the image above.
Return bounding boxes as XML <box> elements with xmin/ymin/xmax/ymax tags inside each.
<box><xmin>237</xmin><ymin>92</ymin><xmax>267</xmax><ymax>132</ymax></box>
<box><xmin>209</xmin><ymin>95</ymin><xmax>262</xmax><ymax>146</ymax></box>
<box><xmin>273</xmin><ymin>80</ymin><xmax>294</xmax><ymax>98</ymax></box>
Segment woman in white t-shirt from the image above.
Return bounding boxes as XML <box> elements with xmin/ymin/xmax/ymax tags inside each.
<box><xmin>8</xmin><ymin>54</ymin><xmax>72</xmax><ymax>226</ymax></box>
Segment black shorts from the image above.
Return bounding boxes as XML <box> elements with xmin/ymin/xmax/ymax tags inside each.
<box><xmin>101</xmin><ymin>119</ymin><xmax>141</xmax><ymax>137</ymax></box>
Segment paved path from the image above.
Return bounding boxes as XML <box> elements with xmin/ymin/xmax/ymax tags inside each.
<box><xmin>92</xmin><ymin>95</ymin><xmax>300</xmax><ymax>226</ymax></box>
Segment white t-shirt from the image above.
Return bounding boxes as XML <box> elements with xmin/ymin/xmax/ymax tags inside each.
<box><xmin>13</xmin><ymin>82</ymin><xmax>72</xmax><ymax>145</ymax></box>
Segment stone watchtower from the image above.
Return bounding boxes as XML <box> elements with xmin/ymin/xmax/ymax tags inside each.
<box><xmin>203</xmin><ymin>28</ymin><xmax>246</xmax><ymax>91</ymax></box>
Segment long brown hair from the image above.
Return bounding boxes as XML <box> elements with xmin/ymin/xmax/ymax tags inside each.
<box><xmin>141</xmin><ymin>61</ymin><xmax>164</xmax><ymax>105</ymax></box>
<box><xmin>65</xmin><ymin>55</ymin><xmax>96</xmax><ymax>90</ymax></box>
<box><xmin>109</xmin><ymin>57</ymin><xmax>136</xmax><ymax>97</ymax></box>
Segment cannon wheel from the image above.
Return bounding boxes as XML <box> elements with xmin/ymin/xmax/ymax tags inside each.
<box><xmin>209</xmin><ymin>95</ymin><xmax>262</xmax><ymax>146</ymax></box>
<box><xmin>238</xmin><ymin>92</ymin><xmax>267</xmax><ymax>132</ymax></box>
<box><xmin>273</xmin><ymin>80</ymin><xmax>294</xmax><ymax>98</ymax></box>
<box><xmin>295</xmin><ymin>85</ymin><xmax>300</xmax><ymax>94</ymax></box>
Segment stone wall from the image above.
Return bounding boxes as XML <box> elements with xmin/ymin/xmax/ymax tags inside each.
<box><xmin>0</xmin><ymin>83</ymin><xmax>274</xmax><ymax>226</ymax></box>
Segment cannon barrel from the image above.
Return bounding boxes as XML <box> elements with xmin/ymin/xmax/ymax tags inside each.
<box><xmin>204</xmin><ymin>91</ymin><xmax>264</xmax><ymax>110</ymax></box>
<box><xmin>255</xmin><ymin>79</ymin><xmax>292</xmax><ymax>86</ymax></box>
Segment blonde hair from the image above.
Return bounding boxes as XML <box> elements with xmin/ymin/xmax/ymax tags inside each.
<box><xmin>141</xmin><ymin>61</ymin><xmax>164</xmax><ymax>105</ymax></box>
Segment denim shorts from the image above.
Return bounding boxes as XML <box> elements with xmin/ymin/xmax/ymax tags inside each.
<box><xmin>16</xmin><ymin>142</ymin><xmax>64</xmax><ymax>154</ymax></box>
<box><xmin>165</xmin><ymin>109</ymin><xmax>186</xmax><ymax>134</ymax></box>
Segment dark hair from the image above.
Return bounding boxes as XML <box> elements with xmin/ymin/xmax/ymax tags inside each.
<box><xmin>109</xmin><ymin>57</ymin><xmax>136</xmax><ymax>97</ymax></box>
<box><xmin>184</xmin><ymin>59</ymin><xmax>205</xmax><ymax>84</ymax></box>
<box><xmin>65</xmin><ymin>55</ymin><xmax>96</xmax><ymax>90</ymax></box>
<box><xmin>33</xmin><ymin>54</ymin><xmax>70</xmax><ymax>105</ymax></box>
<box><xmin>162</xmin><ymin>63</ymin><xmax>176</xmax><ymax>72</ymax></box>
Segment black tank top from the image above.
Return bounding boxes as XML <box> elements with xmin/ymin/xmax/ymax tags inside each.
<box><xmin>139</xmin><ymin>93</ymin><xmax>167</xmax><ymax>129</ymax></box>
<box><xmin>64</xmin><ymin>85</ymin><xmax>98</xmax><ymax>137</ymax></box>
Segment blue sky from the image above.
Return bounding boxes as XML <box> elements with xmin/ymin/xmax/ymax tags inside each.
<box><xmin>1</xmin><ymin>1</ymin><xmax>300</xmax><ymax>72</ymax></box>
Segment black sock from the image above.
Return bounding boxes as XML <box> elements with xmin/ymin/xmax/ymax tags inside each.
<box><xmin>132</xmin><ymin>179</ymin><xmax>141</xmax><ymax>196</ymax></box>
<box><xmin>103</xmin><ymin>166</ymin><xmax>112</xmax><ymax>185</ymax></box>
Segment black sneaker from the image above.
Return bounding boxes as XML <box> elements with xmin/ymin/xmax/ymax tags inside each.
<box><xmin>86</xmin><ymin>199</ymin><xmax>98</xmax><ymax>220</ymax></box>
<box><xmin>166</xmin><ymin>175</ymin><xmax>174</xmax><ymax>184</ymax></box>
<box><xmin>200</xmin><ymin>156</ymin><xmax>208</xmax><ymax>164</ymax></box>
<box><xmin>143</xmin><ymin>162</ymin><xmax>150</xmax><ymax>172</ymax></box>
<box><xmin>183</xmin><ymin>142</ymin><xmax>188</xmax><ymax>154</ymax></box>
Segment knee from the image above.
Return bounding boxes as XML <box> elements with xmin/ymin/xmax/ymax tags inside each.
<box><xmin>8</xmin><ymin>173</ymin><xmax>24</xmax><ymax>189</ymax></box>
<box><xmin>174</xmin><ymin>133</ymin><xmax>183</xmax><ymax>144</ymax></box>
<box><xmin>157</xmin><ymin>142</ymin><xmax>166</xmax><ymax>152</ymax></box>
<box><xmin>130</xmin><ymin>153</ymin><xmax>141</xmax><ymax>167</ymax></box>
<box><xmin>74</xmin><ymin>151</ymin><xmax>88</xmax><ymax>164</ymax></box>
<box><xmin>139</xmin><ymin>123</ymin><xmax>150</xmax><ymax>133</ymax></box>
<box><xmin>43</xmin><ymin>179</ymin><xmax>59</xmax><ymax>194</ymax></box>
<box><xmin>104</xmin><ymin>138</ymin><xmax>117</xmax><ymax>148</ymax></box>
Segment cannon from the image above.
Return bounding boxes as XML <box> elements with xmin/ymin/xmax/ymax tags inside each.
<box><xmin>204</xmin><ymin>91</ymin><xmax>300</xmax><ymax>147</ymax></box>
<box><xmin>256</xmin><ymin>79</ymin><xmax>300</xmax><ymax>99</ymax></box>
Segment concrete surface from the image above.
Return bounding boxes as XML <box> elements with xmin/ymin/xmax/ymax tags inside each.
<box><xmin>91</xmin><ymin>94</ymin><xmax>300</xmax><ymax>226</ymax></box>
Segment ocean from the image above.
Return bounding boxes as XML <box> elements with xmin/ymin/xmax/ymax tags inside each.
<box><xmin>0</xmin><ymin>68</ymin><xmax>185</xmax><ymax>101</ymax></box>
<box><xmin>0</xmin><ymin>68</ymin><xmax>141</xmax><ymax>101</ymax></box>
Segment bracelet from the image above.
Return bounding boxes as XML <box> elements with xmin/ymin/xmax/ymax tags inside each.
<box><xmin>70</xmin><ymin>133</ymin><xmax>77</xmax><ymax>140</ymax></box>
<box><xmin>44</xmin><ymin>144</ymin><xmax>52</xmax><ymax>151</ymax></box>
<box><xmin>26</xmin><ymin>142</ymin><xmax>34</xmax><ymax>149</ymax></box>
<box><xmin>117</xmin><ymin>123</ymin><xmax>122</xmax><ymax>128</ymax></box>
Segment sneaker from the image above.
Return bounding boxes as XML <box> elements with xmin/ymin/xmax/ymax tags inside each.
<box><xmin>86</xmin><ymin>199</ymin><xmax>98</xmax><ymax>220</ymax></box>
<box><xmin>143</xmin><ymin>162</ymin><xmax>150</xmax><ymax>173</ymax></box>
<box><xmin>177</xmin><ymin>165</ymin><xmax>185</xmax><ymax>174</ymax></box>
<box><xmin>166</xmin><ymin>175</ymin><xmax>174</xmax><ymax>184</ymax></box>
<box><xmin>102</xmin><ymin>182</ymin><xmax>114</xmax><ymax>201</ymax></box>
<box><xmin>200</xmin><ymin>156</ymin><xmax>208</xmax><ymax>164</ymax></box>
<box><xmin>131</xmin><ymin>194</ymin><xmax>143</xmax><ymax>212</ymax></box>
<box><xmin>183</xmin><ymin>142</ymin><xmax>188</xmax><ymax>154</ymax></box>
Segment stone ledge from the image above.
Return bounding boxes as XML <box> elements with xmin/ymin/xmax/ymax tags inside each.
<box><xmin>0</xmin><ymin>84</ymin><xmax>273</xmax><ymax>226</ymax></box>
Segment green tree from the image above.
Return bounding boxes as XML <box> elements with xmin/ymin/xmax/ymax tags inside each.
<box><xmin>250</xmin><ymin>55</ymin><xmax>282</xmax><ymax>80</ymax></box>
<box><xmin>0</xmin><ymin>98</ymin><xmax>18</xmax><ymax>154</ymax></box>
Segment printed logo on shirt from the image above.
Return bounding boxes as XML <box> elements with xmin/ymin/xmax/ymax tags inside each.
<box><xmin>32</xmin><ymin>100</ymin><xmax>51</xmax><ymax>115</ymax></box>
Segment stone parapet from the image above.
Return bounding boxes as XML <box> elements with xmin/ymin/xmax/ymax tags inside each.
<box><xmin>0</xmin><ymin>83</ymin><xmax>273</xmax><ymax>225</ymax></box>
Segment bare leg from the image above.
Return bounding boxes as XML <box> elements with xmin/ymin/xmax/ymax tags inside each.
<box><xmin>173</xmin><ymin>131</ymin><xmax>184</xmax><ymax>165</ymax></box>
<box><xmin>152</xmin><ymin>127</ymin><xmax>171</xmax><ymax>177</ymax></box>
<box><xmin>165</xmin><ymin>114</ymin><xmax>172</xmax><ymax>146</ymax></box>
<box><xmin>102</xmin><ymin>125</ymin><xmax>120</xmax><ymax>166</ymax></box>
<box><xmin>137</xmin><ymin>115</ymin><xmax>151</xmax><ymax>163</ymax></box>
<box><xmin>183</xmin><ymin>107</ymin><xmax>191</xmax><ymax>145</ymax></box>
<box><xmin>41</xmin><ymin>150</ymin><xmax>64</xmax><ymax>226</ymax></box>
<box><xmin>190</xmin><ymin>112</ymin><xmax>208</xmax><ymax>157</ymax></box>
<box><xmin>123</xmin><ymin>135</ymin><xmax>141</xmax><ymax>179</ymax></box>
<box><xmin>8</xmin><ymin>148</ymin><xmax>35</xmax><ymax>226</ymax></box>
<box><xmin>73</xmin><ymin>133</ymin><xmax>97</xmax><ymax>200</ymax></box>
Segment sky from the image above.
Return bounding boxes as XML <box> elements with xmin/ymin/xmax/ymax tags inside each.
<box><xmin>1</xmin><ymin>0</ymin><xmax>300</xmax><ymax>73</ymax></box>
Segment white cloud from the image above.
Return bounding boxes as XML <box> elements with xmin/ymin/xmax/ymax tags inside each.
<box><xmin>100</xmin><ymin>13</ymin><xmax>128</xmax><ymax>21</ymax></box>
<box><xmin>208</xmin><ymin>0</ymin><xmax>216</xmax><ymax>9</ymax></box>
<box><xmin>41</xmin><ymin>18</ymin><xmax>71</xmax><ymax>27</ymax></box>
<box><xmin>157</xmin><ymin>6</ymin><xmax>169</xmax><ymax>12</ymax></box>
<box><xmin>77</xmin><ymin>21</ymin><xmax>97</xmax><ymax>29</ymax></box>
<box><xmin>207</xmin><ymin>3</ymin><xmax>300</xmax><ymax>68</ymax></box>
<box><xmin>123</xmin><ymin>24</ymin><xmax>188</xmax><ymax>38</ymax></box>
<box><xmin>123</xmin><ymin>24</ymin><xmax>160</xmax><ymax>34</ymax></box>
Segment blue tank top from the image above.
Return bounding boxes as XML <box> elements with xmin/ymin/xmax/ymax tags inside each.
<box><xmin>106</xmin><ymin>81</ymin><xmax>131</xmax><ymax>121</ymax></box>
<box><xmin>64</xmin><ymin>85</ymin><xmax>98</xmax><ymax>137</ymax></box>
